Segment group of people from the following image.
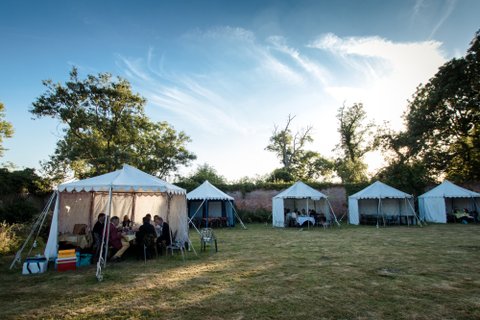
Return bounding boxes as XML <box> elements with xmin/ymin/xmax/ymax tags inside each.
<box><xmin>284</xmin><ymin>208</ymin><xmax>324</xmax><ymax>227</ymax></box>
<box><xmin>452</xmin><ymin>208</ymin><xmax>478</xmax><ymax>224</ymax></box>
<box><xmin>92</xmin><ymin>213</ymin><xmax>171</xmax><ymax>262</ymax></box>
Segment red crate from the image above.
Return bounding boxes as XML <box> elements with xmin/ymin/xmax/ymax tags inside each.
<box><xmin>57</xmin><ymin>261</ymin><xmax>76</xmax><ymax>272</ymax></box>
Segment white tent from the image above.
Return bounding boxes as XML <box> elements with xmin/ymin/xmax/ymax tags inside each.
<box><xmin>44</xmin><ymin>164</ymin><xmax>188</xmax><ymax>264</ymax></box>
<box><xmin>187</xmin><ymin>180</ymin><xmax>245</xmax><ymax>230</ymax></box>
<box><xmin>348</xmin><ymin>181</ymin><xmax>419</xmax><ymax>226</ymax></box>
<box><xmin>272</xmin><ymin>181</ymin><xmax>337</xmax><ymax>227</ymax></box>
<box><xmin>418</xmin><ymin>180</ymin><xmax>480</xmax><ymax>223</ymax></box>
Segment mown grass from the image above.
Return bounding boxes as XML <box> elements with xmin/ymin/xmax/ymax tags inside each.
<box><xmin>1</xmin><ymin>223</ymin><xmax>480</xmax><ymax>320</ymax></box>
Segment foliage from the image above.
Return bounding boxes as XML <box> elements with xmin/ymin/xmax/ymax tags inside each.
<box><xmin>265</xmin><ymin>114</ymin><xmax>334</xmax><ymax>182</ymax></box>
<box><xmin>0</xmin><ymin>199</ymin><xmax>40</xmax><ymax>224</ymax></box>
<box><xmin>393</xmin><ymin>30</ymin><xmax>480</xmax><ymax>182</ymax></box>
<box><xmin>31</xmin><ymin>67</ymin><xmax>196</xmax><ymax>180</ymax></box>
<box><xmin>236</xmin><ymin>209</ymin><xmax>271</xmax><ymax>223</ymax></box>
<box><xmin>0</xmin><ymin>167</ymin><xmax>51</xmax><ymax>195</ymax></box>
<box><xmin>0</xmin><ymin>222</ymin><xmax>28</xmax><ymax>255</ymax></box>
<box><xmin>334</xmin><ymin>103</ymin><xmax>377</xmax><ymax>183</ymax></box>
<box><xmin>178</xmin><ymin>163</ymin><xmax>226</xmax><ymax>186</ymax></box>
<box><xmin>373</xmin><ymin>161</ymin><xmax>434</xmax><ymax>196</ymax></box>
<box><xmin>0</xmin><ymin>102</ymin><xmax>14</xmax><ymax>157</ymax></box>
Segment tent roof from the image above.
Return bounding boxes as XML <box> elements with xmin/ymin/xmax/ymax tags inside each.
<box><xmin>349</xmin><ymin>181</ymin><xmax>412</xmax><ymax>199</ymax></box>
<box><xmin>187</xmin><ymin>180</ymin><xmax>234</xmax><ymax>201</ymax></box>
<box><xmin>57</xmin><ymin>164</ymin><xmax>186</xmax><ymax>194</ymax></box>
<box><xmin>274</xmin><ymin>181</ymin><xmax>327</xmax><ymax>200</ymax></box>
<box><xmin>418</xmin><ymin>180</ymin><xmax>480</xmax><ymax>198</ymax></box>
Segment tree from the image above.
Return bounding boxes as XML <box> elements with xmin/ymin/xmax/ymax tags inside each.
<box><xmin>31</xmin><ymin>67</ymin><xmax>196</xmax><ymax>180</ymax></box>
<box><xmin>393</xmin><ymin>30</ymin><xmax>480</xmax><ymax>181</ymax></box>
<box><xmin>265</xmin><ymin>115</ymin><xmax>334</xmax><ymax>182</ymax></box>
<box><xmin>334</xmin><ymin>103</ymin><xmax>376</xmax><ymax>183</ymax></box>
<box><xmin>0</xmin><ymin>102</ymin><xmax>14</xmax><ymax>157</ymax></box>
<box><xmin>180</xmin><ymin>163</ymin><xmax>226</xmax><ymax>185</ymax></box>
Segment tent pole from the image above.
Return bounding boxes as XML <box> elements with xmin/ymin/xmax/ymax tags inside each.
<box><xmin>230</xmin><ymin>201</ymin><xmax>247</xmax><ymax>229</ymax></box>
<box><xmin>131</xmin><ymin>192</ymin><xmax>136</xmax><ymax>223</ymax></box>
<box><xmin>188</xmin><ymin>199</ymin><xmax>205</xmax><ymax>225</ymax></box>
<box><xmin>96</xmin><ymin>186</ymin><xmax>113</xmax><ymax>282</ymax></box>
<box><xmin>407</xmin><ymin>197</ymin><xmax>422</xmax><ymax>226</ymax></box>
<box><xmin>326</xmin><ymin>199</ymin><xmax>340</xmax><ymax>226</ymax></box>
<box><xmin>376</xmin><ymin>199</ymin><xmax>380</xmax><ymax>228</ymax></box>
<box><xmin>10</xmin><ymin>192</ymin><xmax>56</xmax><ymax>269</ymax></box>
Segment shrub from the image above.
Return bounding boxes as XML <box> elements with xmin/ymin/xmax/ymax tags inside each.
<box><xmin>0</xmin><ymin>222</ymin><xmax>22</xmax><ymax>255</ymax></box>
<box><xmin>237</xmin><ymin>209</ymin><xmax>271</xmax><ymax>223</ymax></box>
<box><xmin>0</xmin><ymin>199</ymin><xmax>39</xmax><ymax>224</ymax></box>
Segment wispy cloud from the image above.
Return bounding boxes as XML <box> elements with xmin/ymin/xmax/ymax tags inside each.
<box><xmin>116</xmin><ymin>27</ymin><xmax>447</xmax><ymax>179</ymax></box>
<box><xmin>429</xmin><ymin>0</ymin><xmax>457</xmax><ymax>39</ymax></box>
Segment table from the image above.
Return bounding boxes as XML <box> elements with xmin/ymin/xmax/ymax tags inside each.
<box><xmin>58</xmin><ymin>233</ymin><xmax>91</xmax><ymax>249</ymax></box>
<box><xmin>296</xmin><ymin>216</ymin><xmax>315</xmax><ymax>226</ymax></box>
<box><xmin>122</xmin><ymin>234</ymin><xmax>136</xmax><ymax>242</ymax></box>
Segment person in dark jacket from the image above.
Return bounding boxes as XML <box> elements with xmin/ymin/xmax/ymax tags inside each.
<box><xmin>92</xmin><ymin>213</ymin><xmax>106</xmax><ymax>262</ymax></box>
<box><xmin>136</xmin><ymin>216</ymin><xmax>157</xmax><ymax>259</ymax></box>
<box><xmin>155</xmin><ymin>216</ymin><xmax>171</xmax><ymax>255</ymax></box>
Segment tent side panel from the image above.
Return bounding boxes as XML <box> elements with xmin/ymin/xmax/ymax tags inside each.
<box><xmin>423</xmin><ymin>197</ymin><xmax>447</xmax><ymax>223</ymax></box>
<box><xmin>208</xmin><ymin>201</ymin><xmax>222</xmax><ymax>217</ymax></box>
<box><xmin>58</xmin><ymin>192</ymin><xmax>93</xmax><ymax>234</ymax></box>
<box><xmin>348</xmin><ymin>197</ymin><xmax>359</xmax><ymax>225</ymax></box>
<box><xmin>272</xmin><ymin>198</ymin><xmax>285</xmax><ymax>227</ymax></box>
<box><xmin>167</xmin><ymin>194</ymin><xmax>189</xmax><ymax>244</ymax></box>
<box><xmin>44</xmin><ymin>194</ymin><xmax>60</xmax><ymax>260</ymax></box>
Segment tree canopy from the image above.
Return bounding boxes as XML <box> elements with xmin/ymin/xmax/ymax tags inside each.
<box><xmin>387</xmin><ymin>30</ymin><xmax>480</xmax><ymax>182</ymax></box>
<box><xmin>0</xmin><ymin>102</ymin><xmax>14</xmax><ymax>157</ymax></box>
<box><xmin>179</xmin><ymin>163</ymin><xmax>226</xmax><ymax>186</ymax></box>
<box><xmin>31</xmin><ymin>67</ymin><xmax>196</xmax><ymax>181</ymax></box>
<box><xmin>265</xmin><ymin>115</ymin><xmax>334</xmax><ymax>182</ymax></box>
<box><xmin>334</xmin><ymin>103</ymin><xmax>376</xmax><ymax>183</ymax></box>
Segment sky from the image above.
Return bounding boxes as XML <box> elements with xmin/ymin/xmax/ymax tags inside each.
<box><xmin>0</xmin><ymin>0</ymin><xmax>479</xmax><ymax>182</ymax></box>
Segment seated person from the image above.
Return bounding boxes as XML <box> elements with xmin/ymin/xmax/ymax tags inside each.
<box><xmin>290</xmin><ymin>210</ymin><xmax>298</xmax><ymax>227</ymax></box>
<box><xmin>122</xmin><ymin>215</ymin><xmax>132</xmax><ymax>229</ymax></box>
<box><xmin>136</xmin><ymin>216</ymin><xmax>157</xmax><ymax>259</ymax></box>
<box><xmin>92</xmin><ymin>213</ymin><xmax>106</xmax><ymax>261</ymax></box>
<box><xmin>109</xmin><ymin>216</ymin><xmax>130</xmax><ymax>262</ymax></box>
<box><xmin>454</xmin><ymin>208</ymin><xmax>475</xmax><ymax>223</ymax></box>
<box><xmin>285</xmin><ymin>209</ymin><xmax>292</xmax><ymax>227</ymax></box>
<box><xmin>300</xmin><ymin>209</ymin><xmax>307</xmax><ymax>216</ymax></box>
<box><xmin>155</xmin><ymin>217</ymin><xmax>171</xmax><ymax>255</ymax></box>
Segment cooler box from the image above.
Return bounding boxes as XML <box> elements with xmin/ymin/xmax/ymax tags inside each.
<box><xmin>56</xmin><ymin>249</ymin><xmax>77</xmax><ymax>272</ymax></box>
<box><xmin>78</xmin><ymin>253</ymin><xmax>92</xmax><ymax>267</ymax></box>
<box><xmin>22</xmin><ymin>256</ymin><xmax>48</xmax><ymax>275</ymax></box>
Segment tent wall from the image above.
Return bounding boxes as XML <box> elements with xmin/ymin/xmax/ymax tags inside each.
<box><xmin>445</xmin><ymin>197</ymin><xmax>476</xmax><ymax>213</ymax></box>
<box><xmin>167</xmin><ymin>195</ymin><xmax>188</xmax><ymax>244</ymax></box>
<box><xmin>348</xmin><ymin>197</ymin><xmax>359</xmax><ymax>225</ymax></box>
<box><xmin>419</xmin><ymin>197</ymin><xmax>446</xmax><ymax>223</ymax></box>
<box><xmin>226</xmin><ymin>201</ymin><xmax>234</xmax><ymax>226</ymax></box>
<box><xmin>188</xmin><ymin>199</ymin><xmax>236</xmax><ymax>227</ymax></box>
<box><xmin>272</xmin><ymin>197</ymin><xmax>284</xmax><ymax>227</ymax></box>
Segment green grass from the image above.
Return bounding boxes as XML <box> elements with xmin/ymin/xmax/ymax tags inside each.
<box><xmin>1</xmin><ymin>223</ymin><xmax>480</xmax><ymax>319</ymax></box>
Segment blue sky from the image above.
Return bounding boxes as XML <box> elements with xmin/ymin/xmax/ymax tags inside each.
<box><xmin>0</xmin><ymin>0</ymin><xmax>479</xmax><ymax>181</ymax></box>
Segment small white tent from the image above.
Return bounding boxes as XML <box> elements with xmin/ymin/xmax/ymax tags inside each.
<box><xmin>418</xmin><ymin>180</ymin><xmax>480</xmax><ymax>223</ymax></box>
<box><xmin>272</xmin><ymin>181</ymin><xmax>336</xmax><ymax>227</ymax></box>
<box><xmin>348</xmin><ymin>181</ymin><xmax>419</xmax><ymax>226</ymax></box>
<box><xmin>187</xmin><ymin>180</ymin><xmax>245</xmax><ymax>230</ymax></box>
<box><xmin>44</xmin><ymin>164</ymin><xmax>188</xmax><ymax>263</ymax></box>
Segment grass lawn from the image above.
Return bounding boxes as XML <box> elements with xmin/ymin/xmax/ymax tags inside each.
<box><xmin>1</xmin><ymin>223</ymin><xmax>480</xmax><ymax>319</ymax></box>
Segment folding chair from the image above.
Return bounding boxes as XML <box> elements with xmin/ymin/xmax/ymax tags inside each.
<box><xmin>166</xmin><ymin>230</ymin><xmax>185</xmax><ymax>261</ymax></box>
<box><xmin>200</xmin><ymin>228</ymin><xmax>218</xmax><ymax>253</ymax></box>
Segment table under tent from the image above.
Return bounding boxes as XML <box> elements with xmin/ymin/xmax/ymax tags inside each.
<box><xmin>272</xmin><ymin>181</ymin><xmax>339</xmax><ymax>228</ymax></box>
<box><xmin>419</xmin><ymin>180</ymin><xmax>480</xmax><ymax>223</ymax></box>
<box><xmin>41</xmin><ymin>164</ymin><xmax>189</xmax><ymax>280</ymax></box>
<box><xmin>348</xmin><ymin>181</ymin><xmax>421</xmax><ymax>226</ymax></box>
<box><xmin>187</xmin><ymin>180</ymin><xmax>246</xmax><ymax>233</ymax></box>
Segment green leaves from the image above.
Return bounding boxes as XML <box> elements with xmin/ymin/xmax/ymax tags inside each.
<box><xmin>0</xmin><ymin>102</ymin><xmax>14</xmax><ymax>157</ymax></box>
<box><xmin>31</xmin><ymin>67</ymin><xmax>196</xmax><ymax>181</ymax></box>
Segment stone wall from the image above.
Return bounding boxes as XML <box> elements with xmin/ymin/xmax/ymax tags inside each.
<box><xmin>225</xmin><ymin>186</ymin><xmax>348</xmax><ymax>216</ymax></box>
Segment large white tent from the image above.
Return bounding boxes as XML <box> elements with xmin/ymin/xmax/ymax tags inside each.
<box><xmin>272</xmin><ymin>181</ymin><xmax>336</xmax><ymax>227</ymax></box>
<box><xmin>44</xmin><ymin>164</ymin><xmax>188</xmax><ymax>274</ymax></box>
<box><xmin>419</xmin><ymin>180</ymin><xmax>480</xmax><ymax>223</ymax></box>
<box><xmin>348</xmin><ymin>181</ymin><xmax>419</xmax><ymax>226</ymax></box>
<box><xmin>187</xmin><ymin>180</ymin><xmax>245</xmax><ymax>230</ymax></box>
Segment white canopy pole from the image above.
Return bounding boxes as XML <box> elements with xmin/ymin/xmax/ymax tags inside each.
<box><xmin>96</xmin><ymin>185</ymin><xmax>113</xmax><ymax>282</ymax></box>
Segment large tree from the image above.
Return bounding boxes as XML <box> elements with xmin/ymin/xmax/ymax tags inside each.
<box><xmin>0</xmin><ymin>102</ymin><xmax>14</xmax><ymax>157</ymax></box>
<box><xmin>31</xmin><ymin>67</ymin><xmax>196</xmax><ymax>180</ymax></box>
<box><xmin>393</xmin><ymin>30</ymin><xmax>480</xmax><ymax>181</ymax></box>
<box><xmin>334</xmin><ymin>103</ymin><xmax>376</xmax><ymax>183</ymax></box>
<box><xmin>265</xmin><ymin>114</ymin><xmax>334</xmax><ymax>182</ymax></box>
<box><xmin>180</xmin><ymin>163</ymin><xmax>226</xmax><ymax>185</ymax></box>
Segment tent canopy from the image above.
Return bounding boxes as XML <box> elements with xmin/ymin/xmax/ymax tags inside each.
<box><xmin>187</xmin><ymin>180</ymin><xmax>233</xmax><ymax>200</ymax></box>
<box><xmin>45</xmin><ymin>164</ymin><xmax>188</xmax><ymax>261</ymax></box>
<box><xmin>348</xmin><ymin>181</ymin><xmax>415</xmax><ymax>225</ymax></box>
<box><xmin>350</xmin><ymin>181</ymin><xmax>413</xmax><ymax>199</ymax></box>
<box><xmin>272</xmin><ymin>181</ymin><xmax>333</xmax><ymax>227</ymax></box>
<box><xmin>274</xmin><ymin>181</ymin><xmax>328</xmax><ymax>200</ymax></box>
<box><xmin>418</xmin><ymin>180</ymin><xmax>480</xmax><ymax>223</ymax></box>
<box><xmin>58</xmin><ymin>164</ymin><xmax>185</xmax><ymax>194</ymax></box>
<box><xmin>419</xmin><ymin>180</ymin><xmax>480</xmax><ymax>199</ymax></box>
